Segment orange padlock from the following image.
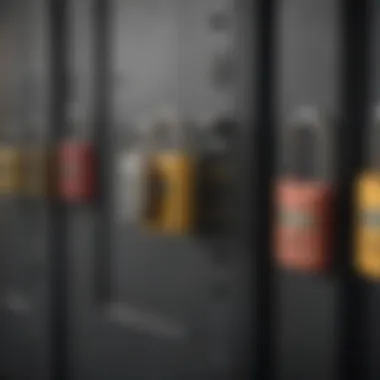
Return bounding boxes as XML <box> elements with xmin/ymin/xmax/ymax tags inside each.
<box><xmin>273</xmin><ymin>107</ymin><xmax>335</xmax><ymax>273</ymax></box>
<box><xmin>142</xmin><ymin>107</ymin><xmax>196</xmax><ymax>234</ymax></box>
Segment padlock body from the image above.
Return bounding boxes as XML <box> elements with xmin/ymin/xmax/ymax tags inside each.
<box><xmin>0</xmin><ymin>146</ymin><xmax>22</xmax><ymax>195</ymax></box>
<box><xmin>145</xmin><ymin>151</ymin><xmax>195</xmax><ymax>234</ymax></box>
<box><xmin>23</xmin><ymin>147</ymin><xmax>53</xmax><ymax>197</ymax></box>
<box><xmin>274</xmin><ymin>178</ymin><xmax>334</xmax><ymax>273</ymax></box>
<box><xmin>354</xmin><ymin>172</ymin><xmax>380</xmax><ymax>280</ymax></box>
<box><xmin>57</xmin><ymin>141</ymin><xmax>96</xmax><ymax>202</ymax></box>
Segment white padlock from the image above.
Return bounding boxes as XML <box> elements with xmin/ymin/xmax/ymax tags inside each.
<box><xmin>114</xmin><ymin>113</ymin><xmax>154</xmax><ymax>223</ymax></box>
<box><xmin>115</xmin><ymin>149</ymin><xmax>147</xmax><ymax>223</ymax></box>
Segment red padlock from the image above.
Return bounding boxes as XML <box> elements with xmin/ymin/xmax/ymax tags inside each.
<box><xmin>57</xmin><ymin>140</ymin><xmax>96</xmax><ymax>202</ymax></box>
<box><xmin>273</xmin><ymin>107</ymin><xmax>335</xmax><ymax>273</ymax></box>
<box><xmin>57</xmin><ymin>102</ymin><xmax>96</xmax><ymax>202</ymax></box>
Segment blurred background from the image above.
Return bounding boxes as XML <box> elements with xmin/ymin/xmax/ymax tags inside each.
<box><xmin>0</xmin><ymin>0</ymin><xmax>375</xmax><ymax>379</ymax></box>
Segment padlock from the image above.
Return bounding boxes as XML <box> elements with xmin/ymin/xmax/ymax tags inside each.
<box><xmin>198</xmin><ymin>116</ymin><xmax>235</xmax><ymax>234</ymax></box>
<box><xmin>22</xmin><ymin>146</ymin><xmax>54</xmax><ymax>197</ymax></box>
<box><xmin>354</xmin><ymin>105</ymin><xmax>380</xmax><ymax>280</ymax></box>
<box><xmin>143</xmin><ymin>107</ymin><xmax>196</xmax><ymax>234</ymax></box>
<box><xmin>57</xmin><ymin>140</ymin><xmax>96</xmax><ymax>202</ymax></box>
<box><xmin>57</xmin><ymin>102</ymin><xmax>96</xmax><ymax>202</ymax></box>
<box><xmin>0</xmin><ymin>145</ymin><xmax>23</xmax><ymax>196</ymax></box>
<box><xmin>273</xmin><ymin>107</ymin><xmax>335</xmax><ymax>273</ymax></box>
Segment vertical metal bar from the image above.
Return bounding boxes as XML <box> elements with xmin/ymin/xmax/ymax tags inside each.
<box><xmin>94</xmin><ymin>0</ymin><xmax>112</xmax><ymax>304</ymax></box>
<box><xmin>365</xmin><ymin>1</ymin><xmax>380</xmax><ymax>378</ymax></box>
<box><xmin>47</xmin><ymin>0</ymin><xmax>68</xmax><ymax>379</ymax></box>
<box><xmin>255</xmin><ymin>0</ymin><xmax>276</xmax><ymax>379</ymax></box>
<box><xmin>337</xmin><ymin>1</ymin><xmax>370</xmax><ymax>379</ymax></box>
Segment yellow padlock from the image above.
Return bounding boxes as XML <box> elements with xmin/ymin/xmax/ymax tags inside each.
<box><xmin>22</xmin><ymin>146</ymin><xmax>54</xmax><ymax>197</ymax></box>
<box><xmin>143</xmin><ymin>107</ymin><xmax>196</xmax><ymax>234</ymax></box>
<box><xmin>354</xmin><ymin>105</ymin><xmax>380</xmax><ymax>280</ymax></box>
<box><xmin>0</xmin><ymin>145</ymin><xmax>23</xmax><ymax>195</ymax></box>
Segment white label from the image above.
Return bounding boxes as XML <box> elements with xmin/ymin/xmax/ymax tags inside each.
<box><xmin>107</xmin><ymin>302</ymin><xmax>187</xmax><ymax>340</ymax></box>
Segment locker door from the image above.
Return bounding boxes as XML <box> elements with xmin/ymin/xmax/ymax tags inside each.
<box><xmin>68</xmin><ymin>0</ymin><xmax>255</xmax><ymax>379</ymax></box>
<box><xmin>275</xmin><ymin>1</ymin><xmax>342</xmax><ymax>379</ymax></box>
<box><xmin>0</xmin><ymin>1</ymin><xmax>52</xmax><ymax>380</ymax></box>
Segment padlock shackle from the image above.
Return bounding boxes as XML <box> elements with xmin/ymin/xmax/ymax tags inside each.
<box><xmin>135</xmin><ymin>112</ymin><xmax>160</xmax><ymax>151</ymax></box>
<box><xmin>149</xmin><ymin>105</ymin><xmax>183</xmax><ymax>149</ymax></box>
<box><xmin>66</xmin><ymin>100</ymin><xmax>89</xmax><ymax>139</ymax></box>
<box><xmin>285</xmin><ymin>106</ymin><xmax>332</xmax><ymax>180</ymax></box>
<box><xmin>369</xmin><ymin>104</ymin><xmax>380</xmax><ymax>169</ymax></box>
<box><xmin>0</xmin><ymin>96</ymin><xmax>16</xmax><ymax>142</ymax></box>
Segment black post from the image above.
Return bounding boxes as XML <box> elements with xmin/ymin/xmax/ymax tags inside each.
<box><xmin>338</xmin><ymin>0</ymin><xmax>370</xmax><ymax>379</ymax></box>
<box><xmin>48</xmin><ymin>0</ymin><xmax>68</xmax><ymax>380</ymax></box>
<box><xmin>255</xmin><ymin>0</ymin><xmax>276</xmax><ymax>379</ymax></box>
